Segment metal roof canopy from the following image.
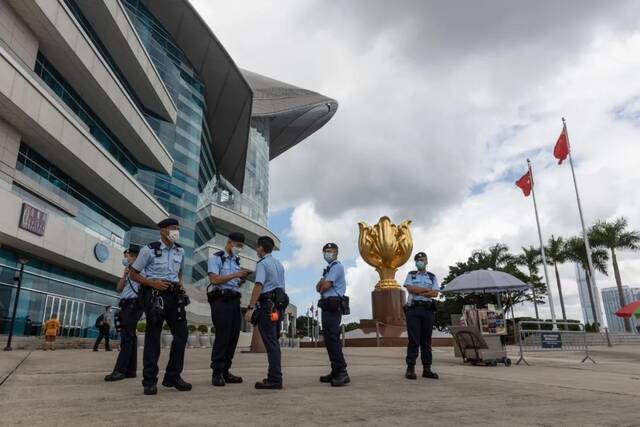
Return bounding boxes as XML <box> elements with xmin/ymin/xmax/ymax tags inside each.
<box><xmin>141</xmin><ymin>0</ymin><xmax>253</xmax><ymax>191</ymax></box>
<box><xmin>242</xmin><ymin>70</ymin><xmax>338</xmax><ymax>160</ymax></box>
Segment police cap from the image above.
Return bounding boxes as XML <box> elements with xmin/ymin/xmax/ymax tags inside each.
<box><xmin>157</xmin><ymin>218</ymin><xmax>179</xmax><ymax>228</ymax></box>
<box><xmin>414</xmin><ymin>251</ymin><xmax>428</xmax><ymax>261</ymax></box>
<box><xmin>323</xmin><ymin>242</ymin><xmax>339</xmax><ymax>251</ymax></box>
<box><xmin>228</xmin><ymin>232</ymin><xmax>245</xmax><ymax>243</ymax></box>
<box><xmin>125</xmin><ymin>245</ymin><xmax>140</xmax><ymax>255</ymax></box>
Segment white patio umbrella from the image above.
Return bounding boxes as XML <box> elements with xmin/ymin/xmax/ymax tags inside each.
<box><xmin>441</xmin><ymin>269</ymin><xmax>531</xmax><ymax>294</ymax></box>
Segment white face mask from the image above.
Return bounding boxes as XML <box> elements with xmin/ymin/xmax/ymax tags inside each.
<box><xmin>231</xmin><ymin>246</ymin><xmax>242</xmax><ymax>256</ymax></box>
<box><xmin>324</xmin><ymin>252</ymin><xmax>336</xmax><ymax>263</ymax></box>
<box><xmin>168</xmin><ymin>230</ymin><xmax>180</xmax><ymax>243</ymax></box>
<box><xmin>122</xmin><ymin>258</ymin><xmax>130</xmax><ymax>267</ymax></box>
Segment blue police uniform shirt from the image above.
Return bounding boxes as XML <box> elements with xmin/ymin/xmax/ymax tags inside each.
<box><xmin>207</xmin><ymin>251</ymin><xmax>242</xmax><ymax>291</ymax></box>
<box><xmin>255</xmin><ymin>254</ymin><xmax>285</xmax><ymax>294</ymax></box>
<box><xmin>120</xmin><ymin>272</ymin><xmax>141</xmax><ymax>300</ymax></box>
<box><xmin>321</xmin><ymin>260</ymin><xmax>346</xmax><ymax>298</ymax></box>
<box><xmin>403</xmin><ymin>270</ymin><xmax>438</xmax><ymax>303</ymax></box>
<box><xmin>132</xmin><ymin>242</ymin><xmax>184</xmax><ymax>283</ymax></box>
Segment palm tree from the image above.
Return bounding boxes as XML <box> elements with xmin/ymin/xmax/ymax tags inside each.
<box><xmin>564</xmin><ymin>236</ymin><xmax>609</xmax><ymax>331</ymax></box>
<box><xmin>515</xmin><ymin>246</ymin><xmax>545</xmax><ymax>320</ymax></box>
<box><xmin>545</xmin><ymin>235</ymin><xmax>568</xmax><ymax>321</ymax></box>
<box><xmin>590</xmin><ymin>217</ymin><xmax>640</xmax><ymax>332</ymax></box>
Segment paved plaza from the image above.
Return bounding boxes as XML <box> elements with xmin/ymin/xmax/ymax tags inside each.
<box><xmin>0</xmin><ymin>345</ymin><xmax>639</xmax><ymax>426</ymax></box>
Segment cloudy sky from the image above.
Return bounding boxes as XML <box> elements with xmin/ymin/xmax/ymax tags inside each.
<box><xmin>193</xmin><ymin>0</ymin><xmax>640</xmax><ymax>326</ymax></box>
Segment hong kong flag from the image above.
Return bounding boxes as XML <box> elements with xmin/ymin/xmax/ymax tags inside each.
<box><xmin>553</xmin><ymin>127</ymin><xmax>570</xmax><ymax>164</ymax></box>
<box><xmin>515</xmin><ymin>171</ymin><xmax>532</xmax><ymax>197</ymax></box>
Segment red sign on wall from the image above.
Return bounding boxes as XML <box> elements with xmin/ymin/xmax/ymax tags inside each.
<box><xmin>19</xmin><ymin>203</ymin><xmax>48</xmax><ymax>236</ymax></box>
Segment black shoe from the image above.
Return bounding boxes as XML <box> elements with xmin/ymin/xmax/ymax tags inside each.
<box><xmin>223</xmin><ymin>371</ymin><xmax>243</xmax><ymax>384</ymax></box>
<box><xmin>319</xmin><ymin>372</ymin><xmax>335</xmax><ymax>383</ymax></box>
<box><xmin>125</xmin><ymin>373</ymin><xmax>137</xmax><ymax>379</ymax></box>
<box><xmin>104</xmin><ymin>372</ymin><xmax>126</xmax><ymax>382</ymax></box>
<box><xmin>162</xmin><ymin>377</ymin><xmax>192</xmax><ymax>391</ymax></box>
<box><xmin>255</xmin><ymin>380</ymin><xmax>282</xmax><ymax>390</ymax></box>
<box><xmin>405</xmin><ymin>366</ymin><xmax>417</xmax><ymax>380</ymax></box>
<box><xmin>212</xmin><ymin>372</ymin><xmax>225</xmax><ymax>387</ymax></box>
<box><xmin>105</xmin><ymin>348</ymin><xmax>113</xmax><ymax>352</ymax></box>
<box><xmin>143</xmin><ymin>385</ymin><xmax>157</xmax><ymax>395</ymax></box>
<box><xmin>93</xmin><ymin>348</ymin><xmax>98</xmax><ymax>352</ymax></box>
<box><xmin>422</xmin><ymin>368</ymin><xmax>439</xmax><ymax>379</ymax></box>
<box><xmin>330</xmin><ymin>371</ymin><xmax>350</xmax><ymax>387</ymax></box>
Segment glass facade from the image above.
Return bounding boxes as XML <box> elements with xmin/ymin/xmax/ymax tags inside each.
<box><xmin>16</xmin><ymin>143</ymin><xmax>130</xmax><ymax>245</ymax></box>
<box><xmin>207</xmin><ymin>119</ymin><xmax>270</xmax><ymax>226</ymax></box>
<box><xmin>0</xmin><ymin>249</ymin><xmax>119</xmax><ymax>339</ymax></box>
<box><xmin>34</xmin><ymin>52</ymin><xmax>141</xmax><ymax>176</ymax></box>
<box><xmin>123</xmin><ymin>0</ymin><xmax>215</xmax><ymax>283</ymax></box>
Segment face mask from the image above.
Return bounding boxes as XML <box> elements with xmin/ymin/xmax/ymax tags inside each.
<box><xmin>168</xmin><ymin>230</ymin><xmax>180</xmax><ymax>243</ymax></box>
<box><xmin>324</xmin><ymin>252</ymin><xmax>336</xmax><ymax>263</ymax></box>
<box><xmin>231</xmin><ymin>246</ymin><xmax>242</xmax><ymax>256</ymax></box>
<box><xmin>122</xmin><ymin>258</ymin><xmax>130</xmax><ymax>267</ymax></box>
<box><xmin>416</xmin><ymin>261</ymin><xmax>426</xmax><ymax>270</ymax></box>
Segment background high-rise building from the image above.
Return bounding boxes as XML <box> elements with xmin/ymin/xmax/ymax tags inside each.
<box><xmin>601</xmin><ymin>286</ymin><xmax>640</xmax><ymax>333</ymax></box>
<box><xmin>0</xmin><ymin>0</ymin><xmax>336</xmax><ymax>338</ymax></box>
<box><xmin>575</xmin><ymin>264</ymin><xmax>601</xmax><ymax>326</ymax></box>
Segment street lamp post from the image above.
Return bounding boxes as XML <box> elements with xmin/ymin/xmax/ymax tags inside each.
<box><xmin>4</xmin><ymin>258</ymin><xmax>29</xmax><ymax>351</ymax></box>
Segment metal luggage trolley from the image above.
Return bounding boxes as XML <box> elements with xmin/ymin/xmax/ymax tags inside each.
<box><xmin>449</xmin><ymin>325</ymin><xmax>511</xmax><ymax>366</ymax></box>
<box><xmin>442</xmin><ymin>269</ymin><xmax>534</xmax><ymax>368</ymax></box>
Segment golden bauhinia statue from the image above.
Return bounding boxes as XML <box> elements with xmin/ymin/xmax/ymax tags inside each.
<box><xmin>358</xmin><ymin>216</ymin><xmax>413</xmax><ymax>290</ymax></box>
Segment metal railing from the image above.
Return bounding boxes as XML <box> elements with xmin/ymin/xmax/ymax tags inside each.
<box><xmin>516</xmin><ymin>320</ymin><xmax>595</xmax><ymax>365</ymax></box>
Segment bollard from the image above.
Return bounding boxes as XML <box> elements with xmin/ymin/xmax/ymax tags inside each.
<box><xmin>604</xmin><ymin>327</ymin><xmax>612</xmax><ymax>347</ymax></box>
<box><xmin>375</xmin><ymin>321</ymin><xmax>380</xmax><ymax>348</ymax></box>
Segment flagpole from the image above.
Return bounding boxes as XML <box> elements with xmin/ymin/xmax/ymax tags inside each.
<box><xmin>562</xmin><ymin>118</ymin><xmax>604</xmax><ymax>329</ymax></box>
<box><xmin>527</xmin><ymin>159</ymin><xmax>557</xmax><ymax>329</ymax></box>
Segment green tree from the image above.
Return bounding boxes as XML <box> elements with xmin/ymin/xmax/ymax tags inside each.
<box><xmin>564</xmin><ymin>236</ymin><xmax>609</xmax><ymax>331</ymax></box>
<box><xmin>515</xmin><ymin>245</ymin><xmax>547</xmax><ymax>320</ymax></box>
<box><xmin>545</xmin><ymin>235</ymin><xmax>568</xmax><ymax>321</ymax></box>
<box><xmin>295</xmin><ymin>315</ymin><xmax>318</xmax><ymax>338</ymax></box>
<box><xmin>590</xmin><ymin>217</ymin><xmax>640</xmax><ymax>332</ymax></box>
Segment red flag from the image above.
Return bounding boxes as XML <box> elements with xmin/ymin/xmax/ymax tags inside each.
<box><xmin>553</xmin><ymin>127</ymin><xmax>569</xmax><ymax>164</ymax></box>
<box><xmin>515</xmin><ymin>171</ymin><xmax>532</xmax><ymax>197</ymax></box>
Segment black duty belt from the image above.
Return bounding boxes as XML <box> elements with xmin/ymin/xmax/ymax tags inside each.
<box><xmin>410</xmin><ymin>300</ymin><xmax>436</xmax><ymax>309</ymax></box>
<box><xmin>208</xmin><ymin>288</ymin><xmax>241</xmax><ymax>302</ymax></box>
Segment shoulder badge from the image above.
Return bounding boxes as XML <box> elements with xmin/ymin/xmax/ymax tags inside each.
<box><xmin>148</xmin><ymin>241</ymin><xmax>162</xmax><ymax>257</ymax></box>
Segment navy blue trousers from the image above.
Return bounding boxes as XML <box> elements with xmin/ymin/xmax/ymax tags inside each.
<box><xmin>257</xmin><ymin>301</ymin><xmax>282</xmax><ymax>384</ymax></box>
<box><xmin>321</xmin><ymin>309</ymin><xmax>347</xmax><ymax>373</ymax></box>
<box><xmin>405</xmin><ymin>305</ymin><xmax>434</xmax><ymax>367</ymax></box>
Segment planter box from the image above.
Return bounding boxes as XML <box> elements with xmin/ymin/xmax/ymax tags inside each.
<box><xmin>187</xmin><ymin>334</ymin><xmax>197</xmax><ymax>348</ymax></box>
<box><xmin>199</xmin><ymin>334</ymin><xmax>210</xmax><ymax>348</ymax></box>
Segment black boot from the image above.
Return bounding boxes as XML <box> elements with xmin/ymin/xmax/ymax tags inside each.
<box><xmin>255</xmin><ymin>380</ymin><xmax>282</xmax><ymax>390</ymax></box>
<box><xmin>330</xmin><ymin>371</ymin><xmax>350</xmax><ymax>387</ymax></box>
<box><xmin>212</xmin><ymin>371</ymin><xmax>225</xmax><ymax>387</ymax></box>
<box><xmin>422</xmin><ymin>367</ymin><xmax>439</xmax><ymax>379</ymax></box>
<box><xmin>162</xmin><ymin>377</ymin><xmax>192</xmax><ymax>391</ymax></box>
<box><xmin>319</xmin><ymin>371</ymin><xmax>335</xmax><ymax>383</ymax></box>
<box><xmin>405</xmin><ymin>365</ymin><xmax>417</xmax><ymax>380</ymax></box>
<box><xmin>143</xmin><ymin>385</ymin><xmax>157</xmax><ymax>395</ymax></box>
<box><xmin>104</xmin><ymin>372</ymin><xmax>126</xmax><ymax>382</ymax></box>
<box><xmin>223</xmin><ymin>371</ymin><xmax>243</xmax><ymax>384</ymax></box>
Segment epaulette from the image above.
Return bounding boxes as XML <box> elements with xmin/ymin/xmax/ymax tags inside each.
<box><xmin>148</xmin><ymin>241</ymin><xmax>162</xmax><ymax>257</ymax></box>
<box><xmin>410</xmin><ymin>270</ymin><xmax>418</xmax><ymax>279</ymax></box>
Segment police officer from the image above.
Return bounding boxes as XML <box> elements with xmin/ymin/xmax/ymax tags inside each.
<box><xmin>129</xmin><ymin>218</ymin><xmax>192</xmax><ymax>395</ymax></box>
<box><xmin>208</xmin><ymin>231</ymin><xmax>249</xmax><ymax>387</ymax></box>
<box><xmin>244</xmin><ymin>236</ymin><xmax>286</xmax><ymax>390</ymax></box>
<box><xmin>403</xmin><ymin>252</ymin><xmax>439</xmax><ymax>380</ymax></box>
<box><xmin>316</xmin><ymin>243</ymin><xmax>350</xmax><ymax>386</ymax></box>
<box><xmin>105</xmin><ymin>246</ymin><xmax>144</xmax><ymax>382</ymax></box>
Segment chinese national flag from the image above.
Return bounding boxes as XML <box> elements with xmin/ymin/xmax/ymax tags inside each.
<box><xmin>515</xmin><ymin>171</ymin><xmax>532</xmax><ymax>197</ymax></box>
<box><xmin>553</xmin><ymin>127</ymin><xmax>570</xmax><ymax>164</ymax></box>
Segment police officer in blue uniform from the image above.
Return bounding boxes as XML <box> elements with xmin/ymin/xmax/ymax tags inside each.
<box><xmin>207</xmin><ymin>231</ymin><xmax>249</xmax><ymax>387</ymax></box>
<box><xmin>105</xmin><ymin>246</ymin><xmax>143</xmax><ymax>382</ymax></box>
<box><xmin>316</xmin><ymin>243</ymin><xmax>350</xmax><ymax>386</ymax></box>
<box><xmin>129</xmin><ymin>218</ymin><xmax>192</xmax><ymax>395</ymax></box>
<box><xmin>244</xmin><ymin>236</ymin><xmax>287</xmax><ymax>390</ymax></box>
<box><xmin>403</xmin><ymin>252</ymin><xmax>439</xmax><ymax>380</ymax></box>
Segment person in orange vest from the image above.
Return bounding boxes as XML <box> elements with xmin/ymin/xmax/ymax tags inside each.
<box><xmin>42</xmin><ymin>313</ymin><xmax>61</xmax><ymax>350</ymax></box>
